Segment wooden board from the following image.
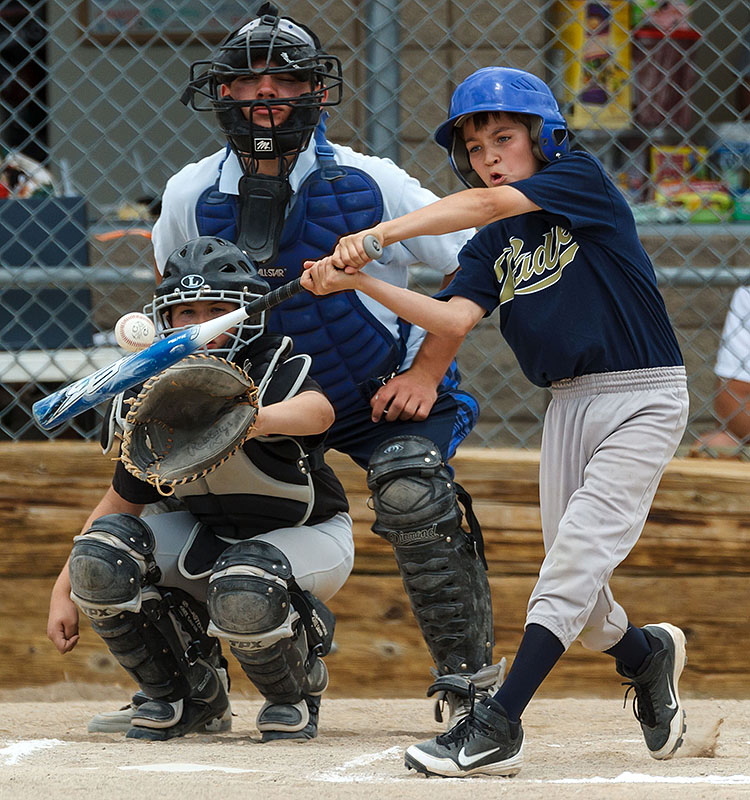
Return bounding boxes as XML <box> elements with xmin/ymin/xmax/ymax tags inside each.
<box><xmin>3</xmin><ymin>441</ymin><xmax>750</xmax><ymax>696</ymax></box>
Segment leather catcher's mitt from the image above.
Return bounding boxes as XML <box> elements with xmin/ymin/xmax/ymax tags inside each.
<box><xmin>120</xmin><ymin>353</ymin><xmax>258</xmax><ymax>494</ymax></box>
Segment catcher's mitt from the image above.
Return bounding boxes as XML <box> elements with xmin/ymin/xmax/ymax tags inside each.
<box><xmin>120</xmin><ymin>353</ymin><xmax>259</xmax><ymax>494</ymax></box>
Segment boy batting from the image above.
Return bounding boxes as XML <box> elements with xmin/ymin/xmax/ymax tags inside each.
<box><xmin>303</xmin><ymin>66</ymin><xmax>689</xmax><ymax>778</ymax></box>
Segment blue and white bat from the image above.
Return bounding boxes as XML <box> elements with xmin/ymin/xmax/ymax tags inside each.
<box><xmin>33</xmin><ymin>277</ymin><xmax>304</xmax><ymax>430</ymax></box>
<box><xmin>32</xmin><ymin>235</ymin><xmax>382</xmax><ymax>431</ymax></box>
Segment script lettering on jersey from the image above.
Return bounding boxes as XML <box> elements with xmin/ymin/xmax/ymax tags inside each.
<box><xmin>493</xmin><ymin>225</ymin><xmax>579</xmax><ymax>304</ymax></box>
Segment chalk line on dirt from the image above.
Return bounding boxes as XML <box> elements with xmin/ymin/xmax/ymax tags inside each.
<box><xmin>312</xmin><ymin>745</ymin><xmax>405</xmax><ymax>783</ymax></box>
<box><xmin>1</xmin><ymin>739</ymin><xmax>65</xmax><ymax>765</ymax></box>
<box><xmin>541</xmin><ymin>772</ymin><xmax>750</xmax><ymax>785</ymax></box>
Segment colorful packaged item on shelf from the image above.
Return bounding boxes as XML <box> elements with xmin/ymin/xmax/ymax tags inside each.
<box><xmin>552</xmin><ymin>1</ymin><xmax>632</xmax><ymax>130</ymax></box>
<box><xmin>0</xmin><ymin>152</ymin><xmax>58</xmax><ymax>199</ymax></box>
<box><xmin>714</xmin><ymin>122</ymin><xmax>750</xmax><ymax>220</ymax></box>
<box><xmin>649</xmin><ymin>144</ymin><xmax>708</xmax><ymax>185</ymax></box>
<box><xmin>654</xmin><ymin>179</ymin><xmax>733</xmax><ymax>223</ymax></box>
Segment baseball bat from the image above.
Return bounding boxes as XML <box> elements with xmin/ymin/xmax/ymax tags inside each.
<box><xmin>32</xmin><ymin>276</ymin><xmax>305</xmax><ymax>431</ymax></box>
<box><xmin>32</xmin><ymin>235</ymin><xmax>382</xmax><ymax>431</ymax></box>
<box><xmin>362</xmin><ymin>233</ymin><xmax>382</xmax><ymax>259</ymax></box>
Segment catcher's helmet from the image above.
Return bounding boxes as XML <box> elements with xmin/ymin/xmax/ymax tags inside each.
<box><xmin>146</xmin><ymin>237</ymin><xmax>270</xmax><ymax>360</ymax></box>
<box><xmin>434</xmin><ymin>67</ymin><xmax>569</xmax><ymax>188</ymax></box>
<box><xmin>183</xmin><ymin>2</ymin><xmax>342</xmax><ymax>172</ymax></box>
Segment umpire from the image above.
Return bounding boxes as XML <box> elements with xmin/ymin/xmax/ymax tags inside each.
<box><xmin>149</xmin><ymin>2</ymin><xmax>502</xmax><ymax>724</ymax></box>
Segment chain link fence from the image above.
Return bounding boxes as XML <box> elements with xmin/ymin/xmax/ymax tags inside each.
<box><xmin>1</xmin><ymin>0</ymin><xmax>749</xmax><ymax>453</ymax></box>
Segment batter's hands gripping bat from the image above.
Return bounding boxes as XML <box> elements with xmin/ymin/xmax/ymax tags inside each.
<box><xmin>32</xmin><ymin>236</ymin><xmax>382</xmax><ymax>431</ymax></box>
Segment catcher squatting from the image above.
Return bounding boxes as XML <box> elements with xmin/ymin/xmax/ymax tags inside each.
<box><xmin>47</xmin><ymin>238</ymin><xmax>356</xmax><ymax>741</ymax></box>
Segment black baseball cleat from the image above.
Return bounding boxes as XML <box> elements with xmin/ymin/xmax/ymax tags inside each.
<box><xmin>257</xmin><ymin>694</ymin><xmax>321</xmax><ymax>742</ymax></box>
<box><xmin>126</xmin><ymin>665</ymin><xmax>229</xmax><ymax>741</ymax></box>
<box><xmin>88</xmin><ymin>667</ymin><xmax>233</xmax><ymax>733</ymax></box>
<box><xmin>257</xmin><ymin>659</ymin><xmax>327</xmax><ymax>742</ymax></box>
<box><xmin>404</xmin><ymin>698</ymin><xmax>524</xmax><ymax>778</ymax></box>
<box><xmin>617</xmin><ymin>622</ymin><xmax>687</xmax><ymax>760</ymax></box>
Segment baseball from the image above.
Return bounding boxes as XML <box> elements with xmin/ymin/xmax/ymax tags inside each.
<box><xmin>114</xmin><ymin>312</ymin><xmax>156</xmax><ymax>352</ymax></box>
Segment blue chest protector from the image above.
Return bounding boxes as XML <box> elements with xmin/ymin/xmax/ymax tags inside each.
<box><xmin>195</xmin><ymin>125</ymin><xmax>409</xmax><ymax>415</ymax></box>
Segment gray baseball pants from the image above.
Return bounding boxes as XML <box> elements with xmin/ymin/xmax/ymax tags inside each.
<box><xmin>141</xmin><ymin>510</ymin><xmax>354</xmax><ymax>604</ymax></box>
<box><xmin>526</xmin><ymin>367</ymin><xmax>689</xmax><ymax>651</ymax></box>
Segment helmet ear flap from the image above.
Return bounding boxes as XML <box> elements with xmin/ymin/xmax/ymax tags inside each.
<box><xmin>528</xmin><ymin>115</ymin><xmax>545</xmax><ymax>162</ymax></box>
<box><xmin>536</xmin><ymin>120</ymin><xmax>569</xmax><ymax>161</ymax></box>
<box><xmin>449</xmin><ymin>134</ymin><xmax>485</xmax><ymax>189</ymax></box>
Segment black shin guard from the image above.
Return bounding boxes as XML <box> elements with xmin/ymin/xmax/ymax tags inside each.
<box><xmin>392</xmin><ymin>530</ymin><xmax>494</xmax><ymax>674</ymax></box>
<box><xmin>70</xmin><ymin>514</ymin><xmax>195</xmax><ymax>701</ymax></box>
<box><xmin>88</xmin><ymin>602</ymin><xmax>192</xmax><ymax>702</ymax></box>
<box><xmin>232</xmin><ymin>622</ymin><xmax>327</xmax><ymax>704</ymax></box>
<box><xmin>368</xmin><ymin>435</ymin><xmax>494</xmax><ymax>674</ymax></box>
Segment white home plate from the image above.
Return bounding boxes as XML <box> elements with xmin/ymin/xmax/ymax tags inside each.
<box><xmin>120</xmin><ymin>763</ymin><xmax>258</xmax><ymax>774</ymax></box>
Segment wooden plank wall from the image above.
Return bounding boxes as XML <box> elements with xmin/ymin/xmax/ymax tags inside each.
<box><xmin>2</xmin><ymin>442</ymin><xmax>749</xmax><ymax>699</ymax></box>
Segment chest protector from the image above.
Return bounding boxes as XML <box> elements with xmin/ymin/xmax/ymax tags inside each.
<box><xmin>173</xmin><ymin>336</ymin><xmax>321</xmax><ymax>539</ymax></box>
<box><xmin>196</xmin><ymin>124</ymin><xmax>408</xmax><ymax>415</ymax></box>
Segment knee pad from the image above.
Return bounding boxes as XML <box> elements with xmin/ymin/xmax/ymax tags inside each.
<box><xmin>206</xmin><ymin>539</ymin><xmax>296</xmax><ymax>651</ymax></box>
<box><xmin>206</xmin><ymin>539</ymin><xmax>334</xmax><ymax>704</ymax></box>
<box><xmin>69</xmin><ymin>514</ymin><xmax>157</xmax><ymax>618</ymax></box>
<box><xmin>367</xmin><ymin>435</ymin><xmax>462</xmax><ymax>545</ymax></box>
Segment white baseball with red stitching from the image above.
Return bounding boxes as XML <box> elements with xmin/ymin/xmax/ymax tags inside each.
<box><xmin>114</xmin><ymin>312</ymin><xmax>156</xmax><ymax>352</ymax></box>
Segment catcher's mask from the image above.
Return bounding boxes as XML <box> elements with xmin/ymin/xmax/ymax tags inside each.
<box><xmin>433</xmin><ymin>67</ymin><xmax>569</xmax><ymax>188</ymax></box>
<box><xmin>182</xmin><ymin>2</ymin><xmax>343</xmax><ymax>178</ymax></box>
<box><xmin>146</xmin><ymin>236</ymin><xmax>270</xmax><ymax>361</ymax></box>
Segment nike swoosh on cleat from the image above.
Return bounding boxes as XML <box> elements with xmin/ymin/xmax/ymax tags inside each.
<box><xmin>457</xmin><ymin>745</ymin><xmax>501</xmax><ymax>767</ymax></box>
<box><xmin>666</xmin><ymin>678</ymin><xmax>678</xmax><ymax>710</ymax></box>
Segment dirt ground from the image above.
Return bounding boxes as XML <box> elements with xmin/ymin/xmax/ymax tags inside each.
<box><xmin>1</xmin><ymin>684</ymin><xmax>749</xmax><ymax>799</ymax></box>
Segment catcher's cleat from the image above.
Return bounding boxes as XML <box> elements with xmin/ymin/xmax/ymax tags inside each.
<box><xmin>257</xmin><ymin>658</ymin><xmax>327</xmax><ymax>742</ymax></box>
<box><xmin>405</xmin><ymin>697</ymin><xmax>524</xmax><ymax>778</ymax></box>
<box><xmin>617</xmin><ymin>622</ymin><xmax>687</xmax><ymax>760</ymax></box>
<box><xmin>126</xmin><ymin>665</ymin><xmax>229</xmax><ymax>741</ymax></box>
<box><xmin>257</xmin><ymin>694</ymin><xmax>322</xmax><ymax>742</ymax></box>
<box><xmin>429</xmin><ymin>657</ymin><xmax>507</xmax><ymax>729</ymax></box>
<box><xmin>88</xmin><ymin>670</ymin><xmax>233</xmax><ymax>733</ymax></box>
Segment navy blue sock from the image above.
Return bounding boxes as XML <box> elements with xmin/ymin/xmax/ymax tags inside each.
<box><xmin>490</xmin><ymin>623</ymin><xmax>565</xmax><ymax>723</ymax></box>
<box><xmin>604</xmin><ymin>624</ymin><xmax>653</xmax><ymax>672</ymax></box>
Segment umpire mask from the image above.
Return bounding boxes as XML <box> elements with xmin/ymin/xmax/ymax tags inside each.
<box><xmin>182</xmin><ymin>4</ymin><xmax>343</xmax><ymax>263</ymax></box>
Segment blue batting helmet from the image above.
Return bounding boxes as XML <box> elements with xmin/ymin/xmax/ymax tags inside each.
<box><xmin>434</xmin><ymin>67</ymin><xmax>569</xmax><ymax>187</ymax></box>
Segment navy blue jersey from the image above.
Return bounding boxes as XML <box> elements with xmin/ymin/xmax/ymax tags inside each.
<box><xmin>438</xmin><ymin>150</ymin><xmax>683</xmax><ymax>387</ymax></box>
